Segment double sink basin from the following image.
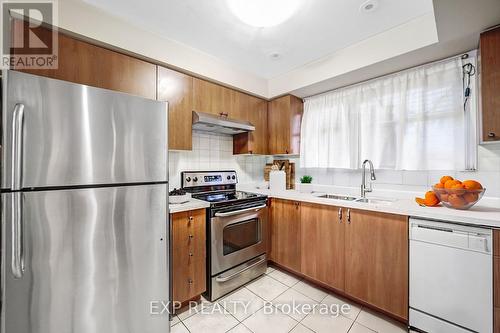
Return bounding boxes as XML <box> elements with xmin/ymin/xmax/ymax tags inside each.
<box><xmin>314</xmin><ymin>194</ymin><xmax>396</xmax><ymax>205</ymax></box>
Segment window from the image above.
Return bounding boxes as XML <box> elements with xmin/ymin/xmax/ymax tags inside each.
<box><xmin>300</xmin><ymin>55</ymin><xmax>477</xmax><ymax>171</ymax></box>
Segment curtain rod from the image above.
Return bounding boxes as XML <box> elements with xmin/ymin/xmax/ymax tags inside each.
<box><xmin>303</xmin><ymin>49</ymin><xmax>477</xmax><ymax>101</ymax></box>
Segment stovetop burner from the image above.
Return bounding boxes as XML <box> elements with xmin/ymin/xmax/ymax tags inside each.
<box><xmin>194</xmin><ymin>191</ymin><xmax>260</xmax><ymax>203</ymax></box>
<box><xmin>181</xmin><ymin>171</ymin><xmax>267</xmax><ymax>209</ymax></box>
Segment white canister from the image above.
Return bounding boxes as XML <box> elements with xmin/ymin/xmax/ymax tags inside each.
<box><xmin>269</xmin><ymin>170</ymin><xmax>286</xmax><ymax>191</ymax></box>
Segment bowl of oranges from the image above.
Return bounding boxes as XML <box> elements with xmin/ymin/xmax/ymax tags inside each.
<box><xmin>431</xmin><ymin>176</ymin><xmax>485</xmax><ymax>210</ymax></box>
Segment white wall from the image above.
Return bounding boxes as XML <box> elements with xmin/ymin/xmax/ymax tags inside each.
<box><xmin>168</xmin><ymin>131</ymin><xmax>267</xmax><ymax>190</ymax></box>
<box><xmin>58</xmin><ymin>0</ymin><xmax>268</xmax><ymax>97</ymax></box>
<box><xmin>288</xmin><ymin>143</ymin><xmax>500</xmax><ymax>198</ymax></box>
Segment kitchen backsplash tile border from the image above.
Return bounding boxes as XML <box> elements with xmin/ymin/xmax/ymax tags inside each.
<box><xmin>169</xmin><ymin>132</ymin><xmax>500</xmax><ymax>198</ymax></box>
<box><xmin>168</xmin><ymin>131</ymin><xmax>266</xmax><ymax>189</ymax></box>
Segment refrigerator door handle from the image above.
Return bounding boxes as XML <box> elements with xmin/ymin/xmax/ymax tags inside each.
<box><xmin>11</xmin><ymin>103</ymin><xmax>24</xmax><ymax>191</ymax></box>
<box><xmin>11</xmin><ymin>192</ymin><xmax>24</xmax><ymax>278</ymax></box>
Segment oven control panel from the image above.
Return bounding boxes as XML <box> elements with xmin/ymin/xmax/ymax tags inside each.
<box><xmin>181</xmin><ymin>171</ymin><xmax>237</xmax><ymax>188</ymax></box>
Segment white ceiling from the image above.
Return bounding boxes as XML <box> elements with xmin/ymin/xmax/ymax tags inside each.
<box><xmin>82</xmin><ymin>0</ymin><xmax>434</xmax><ymax>79</ymax></box>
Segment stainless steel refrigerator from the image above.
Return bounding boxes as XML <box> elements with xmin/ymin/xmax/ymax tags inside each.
<box><xmin>0</xmin><ymin>70</ymin><xmax>169</xmax><ymax>333</ymax></box>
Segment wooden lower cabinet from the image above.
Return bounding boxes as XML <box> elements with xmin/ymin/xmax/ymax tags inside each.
<box><xmin>345</xmin><ymin>209</ymin><xmax>408</xmax><ymax>321</ymax></box>
<box><xmin>494</xmin><ymin>230</ymin><xmax>500</xmax><ymax>332</ymax></box>
<box><xmin>269</xmin><ymin>198</ymin><xmax>301</xmax><ymax>272</ymax></box>
<box><xmin>269</xmin><ymin>199</ymin><xmax>409</xmax><ymax>321</ymax></box>
<box><xmin>300</xmin><ymin>202</ymin><xmax>345</xmax><ymax>291</ymax></box>
<box><xmin>171</xmin><ymin>209</ymin><xmax>206</xmax><ymax>303</ymax></box>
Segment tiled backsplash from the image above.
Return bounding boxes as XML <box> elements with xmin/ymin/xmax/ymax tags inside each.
<box><xmin>169</xmin><ymin>132</ymin><xmax>500</xmax><ymax>198</ymax></box>
<box><xmin>168</xmin><ymin>131</ymin><xmax>266</xmax><ymax>189</ymax></box>
<box><xmin>289</xmin><ymin>143</ymin><xmax>500</xmax><ymax>198</ymax></box>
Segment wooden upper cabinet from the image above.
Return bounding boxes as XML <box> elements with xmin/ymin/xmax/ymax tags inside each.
<box><xmin>193</xmin><ymin>78</ymin><xmax>241</xmax><ymax>119</ymax></box>
<box><xmin>480</xmin><ymin>27</ymin><xmax>500</xmax><ymax>142</ymax></box>
<box><xmin>269</xmin><ymin>198</ymin><xmax>301</xmax><ymax>272</ymax></box>
<box><xmin>345</xmin><ymin>209</ymin><xmax>408</xmax><ymax>321</ymax></box>
<box><xmin>300</xmin><ymin>203</ymin><xmax>345</xmax><ymax>291</ymax></box>
<box><xmin>233</xmin><ymin>95</ymin><xmax>268</xmax><ymax>155</ymax></box>
<box><xmin>157</xmin><ymin>66</ymin><xmax>193</xmax><ymax>150</ymax></box>
<box><xmin>268</xmin><ymin>95</ymin><xmax>303</xmax><ymax>155</ymax></box>
<box><xmin>10</xmin><ymin>20</ymin><xmax>156</xmax><ymax>99</ymax></box>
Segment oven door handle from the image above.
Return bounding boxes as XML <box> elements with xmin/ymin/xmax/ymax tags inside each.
<box><xmin>214</xmin><ymin>204</ymin><xmax>267</xmax><ymax>217</ymax></box>
<box><xmin>215</xmin><ymin>257</ymin><xmax>266</xmax><ymax>283</ymax></box>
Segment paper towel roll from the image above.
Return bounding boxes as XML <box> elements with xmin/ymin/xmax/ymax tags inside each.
<box><xmin>269</xmin><ymin>170</ymin><xmax>286</xmax><ymax>191</ymax></box>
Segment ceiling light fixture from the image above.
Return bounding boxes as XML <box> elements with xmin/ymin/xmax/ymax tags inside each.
<box><xmin>226</xmin><ymin>0</ymin><xmax>301</xmax><ymax>28</ymax></box>
<box><xmin>359</xmin><ymin>0</ymin><xmax>379</xmax><ymax>13</ymax></box>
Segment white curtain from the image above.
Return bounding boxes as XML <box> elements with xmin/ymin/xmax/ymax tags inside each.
<box><xmin>300</xmin><ymin>56</ymin><xmax>477</xmax><ymax>171</ymax></box>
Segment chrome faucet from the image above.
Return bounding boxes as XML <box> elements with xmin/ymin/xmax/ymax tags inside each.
<box><xmin>361</xmin><ymin>159</ymin><xmax>376</xmax><ymax>198</ymax></box>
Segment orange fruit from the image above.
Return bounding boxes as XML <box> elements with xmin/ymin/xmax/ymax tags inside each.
<box><xmin>415</xmin><ymin>197</ymin><xmax>426</xmax><ymax>206</ymax></box>
<box><xmin>440</xmin><ymin>193</ymin><xmax>449</xmax><ymax>202</ymax></box>
<box><xmin>463</xmin><ymin>192</ymin><xmax>479</xmax><ymax>203</ymax></box>
<box><xmin>440</xmin><ymin>176</ymin><xmax>454</xmax><ymax>184</ymax></box>
<box><xmin>450</xmin><ymin>183</ymin><xmax>466</xmax><ymax>195</ymax></box>
<box><xmin>424</xmin><ymin>191</ymin><xmax>440</xmax><ymax>206</ymax></box>
<box><xmin>462</xmin><ymin>180</ymin><xmax>483</xmax><ymax>190</ymax></box>
<box><xmin>448</xmin><ymin>194</ymin><xmax>467</xmax><ymax>209</ymax></box>
<box><xmin>444</xmin><ymin>179</ymin><xmax>461</xmax><ymax>189</ymax></box>
<box><xmin>416</xmin><ymin>191</ymin><xmax>441</xmax><ymax>207</ymax></box>
<box><xmin>434</xmin><ymin>183</ymin><xmax>444</xmax><ymax>189</ymax></box>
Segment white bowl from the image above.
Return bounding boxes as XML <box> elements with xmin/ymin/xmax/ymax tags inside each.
<box><xmin>169</xmin><ymin>193</ymin><xmax>191</xmax><ymax>204</ymax></box>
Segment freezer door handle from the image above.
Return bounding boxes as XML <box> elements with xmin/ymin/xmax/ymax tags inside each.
<box><xmin>11</xmin><ymin>103</ymin><xmax>24</xmax><ymax>191</ymax></box>
<box><xmin>11</xmin><ymin>192</ymin><xmax>24</xmax><ymax>278</ymax></box>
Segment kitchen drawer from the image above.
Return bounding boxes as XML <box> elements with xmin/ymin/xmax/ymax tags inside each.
<box><xmin>172</xmin><ymin>243</ymin><xmax>205</xmax><ymax>262</ymax></box>
<box><xmin>172</xmin><ymin>209</ymin><xmax>206</xmax><ymax>249</ymax></box>
<box><xmin>172</xmin><ymin>256</ymin><xmax>206</xmax><ymax>303</ymax></box>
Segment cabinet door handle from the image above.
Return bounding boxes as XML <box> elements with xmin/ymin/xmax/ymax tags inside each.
<box><xmin>488</xmin><ymin>132</ymin><xmax>496</xmax><ymax>138</ymax></box>
<box><xmin>189</xmin><ymin>253</ymin><xmax>193</xmax><ymax>257</ymax></box>
<box><xmin>188</xmin><ymin>279</ymin><xmax>193</xmax><ymax>285</ymax></box>
<box><xmin>188</xmin><ymin>234</ymin><xmax>194</xmax><ymax>239</ymax></box>
<box><xmin>347</xmin><ymin>209</ymin><xmax>351</xmax><ymax>224</ymax></box>
<box><xmin>338</xmin><ymin>208</ymin><xmax>342</xmax><ymax>223</ymax></box>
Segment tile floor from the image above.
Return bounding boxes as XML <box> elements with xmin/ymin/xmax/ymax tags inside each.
<box><xmin>171</xmin><ymin>266</ymin><xmax>408</xmax><ymax>333</ymax></box>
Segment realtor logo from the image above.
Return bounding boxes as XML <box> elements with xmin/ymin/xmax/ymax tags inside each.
<box><xmin>1</xmin><ymin>0</ymin><xmax>58</xmax><ymax>69</ymax></box>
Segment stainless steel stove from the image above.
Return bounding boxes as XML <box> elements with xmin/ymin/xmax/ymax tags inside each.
<box><xmin>181</xmin><ymin>171</ymin><xmax>268</xmax><ymax>301</ymax></box>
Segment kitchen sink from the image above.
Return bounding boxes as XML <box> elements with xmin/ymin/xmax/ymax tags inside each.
<box><xmin>315</xmin><ymin>194</ymin><xmax>358</xmax><ymax>201</ymax></box>
<box><xmin>354</xmin><ymin>198</ymin><xmax>396</xmax><ymax>205</ymax></box>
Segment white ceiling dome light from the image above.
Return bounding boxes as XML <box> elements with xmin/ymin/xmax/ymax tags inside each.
<box><xmin>226</xmin><ymin>0</ymin><xmax>301</xmax><ymax>28</ymax></box>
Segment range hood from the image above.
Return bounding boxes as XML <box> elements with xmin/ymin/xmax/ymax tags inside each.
<box><xmin>192</xmin><ymin>111</ymin><xmax>255</xmax><ymax>135</ymax></box>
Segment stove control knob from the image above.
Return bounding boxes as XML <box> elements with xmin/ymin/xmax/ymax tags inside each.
<box><xmin>227</xmin><ymin>175</ymin><xmax>231</xmax><ymax>180</ymax></box>
<box><xmin>232</xmin><ymin>175</ymin><xmax>236</xmax><ymax>180</ymax></box>
<box><xmin>185</xmin><ymin>177</ymin><xmax>191</xmax><ymax>182</ymax></box>
<box><xmin>193</xmin><ymin>177</ymin><xmax>198</xmax><ymax>182</ymax></box>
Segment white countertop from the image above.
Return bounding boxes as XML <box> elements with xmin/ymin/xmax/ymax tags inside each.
<box><xmin>169</xmin><ymin>198</ymin><xmax>210</xmax><ymax>214</ymax></box>
<box><xmin>239</xmin><ymin>185</ymin><xmax>500</xmax><ymax>228</ymax></box>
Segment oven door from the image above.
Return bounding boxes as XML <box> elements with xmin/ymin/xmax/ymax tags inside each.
<box><xmin>211</xmin><ymin>203</ymin><xmax>267</xmax><ymax>275</ymax></box>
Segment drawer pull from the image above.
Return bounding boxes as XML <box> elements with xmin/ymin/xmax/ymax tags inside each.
<box><xmin>338</xmin><ymin>208</ymin><xmax>342</xmax><ymax>223</ymax></box>
<box><xmin>488</xmin><ymin>132</ymin><xmax>496</xmax><ymax>138</ymax></box>
<box><xmin>188</xmin><ymin>234</ymin><xmax>194</xmax><ymax>239</ymax></box>
<box><xmin>188</xmin><ymin>279</ymin><xmax>193</xmax><ymax>285</ymax></box>
<box><xmin>347</xmin><ymin>209</ymin><xmax>351</xmax><ymax>224</ymax></box>
<box><xmin>189</xmin><ymin>253</ymin><xmax>193</xmax><ymax>257</ymax></box>
<box><xmin>215</xmin><ymin>257</ymin><xmax>266</xmax><ymax>283</ymax></box>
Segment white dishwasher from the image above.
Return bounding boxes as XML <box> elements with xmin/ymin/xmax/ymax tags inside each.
<box><xmin>409</xmin><ymin>218</ymin><xmax>492</xmax><ymax>333</ymax></box>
